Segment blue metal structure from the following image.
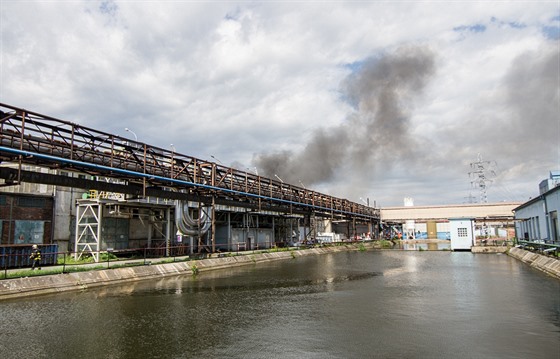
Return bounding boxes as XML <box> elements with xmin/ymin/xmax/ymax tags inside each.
<box><xmin>0</xmin><ymin>244</ymin><xmax>58</xmax><ymax>269</ymax></box>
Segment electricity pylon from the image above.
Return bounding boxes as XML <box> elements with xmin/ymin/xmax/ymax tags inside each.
<box><xmin>469</xmin><ymin>153</ymin><xmax>494</xmax><ymax>203</ymax></box>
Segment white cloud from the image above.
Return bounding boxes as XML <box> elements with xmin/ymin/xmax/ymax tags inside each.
<box><xmin>1</xmin><ymin>1</ymin><xmax>558</xmax><ymax>206</ymax></box>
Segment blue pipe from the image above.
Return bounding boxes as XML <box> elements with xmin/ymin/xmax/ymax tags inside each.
<box><xmin>0</xmin><ymin>146</ymin><xmax>375</xmax><ymax>219</ymax></box>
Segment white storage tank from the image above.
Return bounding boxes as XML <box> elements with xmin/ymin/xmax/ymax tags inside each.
<box><xmin>404</xmin><ymin>197</ymin><xmax>415</xmax><ymax>239</ymax></box>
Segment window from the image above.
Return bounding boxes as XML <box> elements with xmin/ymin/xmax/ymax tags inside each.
<box><xmin>457</xmin><ymin>228</ymin><xmax>468</xmax><ymax>237</ymax></box>
<box><xmin>14</xmin><ymin>220</ymin><xmax>44</xmax><ymax>244</ymax></box>
<box><xmin>18</xmin><ymin>197</ymin><xmax>47</xmax><ymax>208</ymax></box>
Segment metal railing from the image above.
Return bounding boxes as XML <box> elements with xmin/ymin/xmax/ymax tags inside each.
<box><xmin>0</xmin><ymin>103</ymin><xmax>379</xmax><ymax>221</ymax></box>
<box><xmin>475</xmin><ymin>238</ymin><xmax>512</xmax><ymax>246</ymax></box>
<box><xmin>515</xmin><ymin>239</ymin><xmax>560</xmax><ymax>257</ymax></box>
<box><xmin>0</xmin><ymin>239</ymin><xmax>370</xmax><ymax>280</ymax></box>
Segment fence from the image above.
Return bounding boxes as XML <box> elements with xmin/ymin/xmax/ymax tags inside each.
<box><xmin>474</xmin><ymin>238</ymin><xmax>511</xmax><ymax>246</ymax></box>
<box><xmin>0</xmin><ymin>239</ymin><xmax>368</xmax><ymax>280</ymax></box>
<box><xmin>516</xmin><ymin>239</ymin><xmax>560</xmax><ymax>257</ymax></box>
<box><xmin>0</xmin><ymin>244</ymin><xmax>58</xmax><ymax>269</ymax></box>
<box><xmin>0</xmin><ymin>241</ymin><xmax>286</xmax><ymax>279</ymax></box>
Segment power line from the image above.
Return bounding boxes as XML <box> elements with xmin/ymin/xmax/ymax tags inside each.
<box><xmin>464</xmin><ymin>192</ymin><xmax>477</xmax><ymax>204</ymax></box>
<box><xmin>491</xmin><ymin>161</ymin><xmax>521</xmax><ymax>202</ymax></box>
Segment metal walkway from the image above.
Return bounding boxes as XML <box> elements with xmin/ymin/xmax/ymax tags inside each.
<box><xmin>0</xmin><ymin>103</ymin><xmax>379</xmax><ymax>222</ymax></box>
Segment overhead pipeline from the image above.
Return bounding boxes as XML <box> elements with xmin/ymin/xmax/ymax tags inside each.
<box><xmin>174</xmin><ymin>200</ymin><xmax>211</xmax><ymax>236</ymax></box>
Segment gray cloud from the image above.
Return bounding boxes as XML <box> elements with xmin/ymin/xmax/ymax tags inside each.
<box><xmin>448</xmin><ymin>45</ymin><xmax>560</xmax><ymax>161</ymax></box>
<box><xmin>504</xmin><ymin>46</ymin><xmax>559</xmax><ymax>153</ymax></box>
<box><xmin>422</xmin><ymin>43</ymin><xmax>560</xmax><ymax>203</ymax></box>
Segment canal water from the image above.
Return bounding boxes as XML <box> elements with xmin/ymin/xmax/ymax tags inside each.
<box><xmin>1</xmin><ymin>251</ymin><xmax>558</xmax><ymax>358</ymax></box>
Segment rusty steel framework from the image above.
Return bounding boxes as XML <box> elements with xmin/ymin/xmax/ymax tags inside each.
<box><xmin>0</xmin><ymin>103</ymin><xmax>379</xmax><ymax>224</ymax></box>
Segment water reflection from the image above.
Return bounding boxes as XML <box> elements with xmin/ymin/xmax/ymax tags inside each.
<box><xmin>397</xmin><ymin>241</ymin><xmax>451</xmax><ymax>251</ymax></box>
<box><xmin>1</xmin><ymin>251</ymin><xmax>558</xmax><ymax>359</ymax></box>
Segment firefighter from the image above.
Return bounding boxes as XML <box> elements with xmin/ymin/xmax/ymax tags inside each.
<box><xmin>30</xmin><ymin>244</ymin><xmax>41</xmax><ymax>270</ymax></box>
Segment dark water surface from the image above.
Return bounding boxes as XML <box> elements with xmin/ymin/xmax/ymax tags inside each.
<box><xmin>1</xmin><ymin>251</ymin><xmax>559</xmax><ymax>358</ymax></box>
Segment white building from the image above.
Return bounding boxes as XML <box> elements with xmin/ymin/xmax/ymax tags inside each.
<box><xmin>449</xmin><ymin>218</ymin><xmax>475</xmax><ymax>251</ymax></box>
<box><xmin>381</xmin><ymin>202</ymin><xmax>519</xmax><ymax>241</ymax></box>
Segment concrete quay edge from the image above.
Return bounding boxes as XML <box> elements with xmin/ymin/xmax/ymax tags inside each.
<box><xmin>508</xmin><ymin>247</ymin><xmax>560</xmax><ymax>279</ymax></box>
<box><xmin>0</xmin><ymin>244</ymin><xmax>365</xmax><ymax>300</ymax></box>
<box><xmin>471</xmin><ymin>246</ymin><xmax>509</xmax><ymax>253</ymax></box>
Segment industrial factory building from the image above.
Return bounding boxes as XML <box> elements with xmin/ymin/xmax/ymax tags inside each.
<box><xmin>1</xmin><ymin>163</ymin><xmax>522</xmax><ymax>254</ymax></box>
<box><xmin>0</xmin><ymin>103</ymin><xmax>380</xmax><ymax>262</ymax></box>
<box><xmin>513</xmin><ymin>171</ymin><xmax>560</xmax><ymax>244</ymax></box>
<box><xmin>1</xmin><ymin>172</ymin><xmax>521</xmax><ymax>253</ymax></box>
<box><xmin>0</xmin><ymin>164</ymin><xmax>370</xmax><ymax>257</ymax></box>
<box><xmin>0</xmin><ymin>103</ymin><xmax>549</xmax><ymax>259</ymax></box>
<box><xmin>380</xmin><ymin>199</ymin><xmax>521</xmax><ymax>243</ymax></box>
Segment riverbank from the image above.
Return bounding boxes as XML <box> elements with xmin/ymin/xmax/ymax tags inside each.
<box><xmin>0</xmin><ymin>244</ymin><xmax>367</xmax><ymax>300</ymax></box>
<box><xmin>5</xmin><ymin>243</ymin><xmax>556</xmax><ymax>300</ymax></box>
<box><xmin>507</xmin><ymin>247</ymin><xmax>560</xmax><ymax>279</ymax></box>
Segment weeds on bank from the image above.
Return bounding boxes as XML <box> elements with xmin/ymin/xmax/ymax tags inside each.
<box><xmin>57</xmin><ymin>254</ymin><xmax>95</xmax><ymax>265</ymax></box>
<box><xmin>190</xmin><ymin>264</ymin><xmax>199</xmax><ymax>275</ymax></box>
<box><xmin>379</xmin><ymin>240</ymin><xmax>394</xmax><ymax>249</ymax></box>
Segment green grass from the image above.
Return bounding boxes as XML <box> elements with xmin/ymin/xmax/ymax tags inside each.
<box><xmin>152</xmin><ymin>258</ymin><xmax>175</xmax><ymax>264</ymax></box>
<box><xmin>100</xmin><ymin>252</ymin><xmax>119</xmax><ymax>262</ymax></box>
<box><xmin>0</xmin><ymin>269</ymin><xmax>61</xmax><ymax>279</ymax></box>
<box><xmin>0</xmin><ymin>265</ymin><xmax>106</xmax><ymax>280</ymax></box>
<box><xmin>57</xmin><ymin>254</ymin><xmax>95</xmax><ymax>265</ymax></box>
<box><xmin>106</xmin><ymin>262</ymin><xmax>145</xmax><ymax>269</ymax></box>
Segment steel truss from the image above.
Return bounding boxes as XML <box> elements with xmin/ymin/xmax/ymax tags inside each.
<box><xmin>75</xmin><ymin>201</ymin><xmax>102</xmax><ymax>262</ymax></box>
<box><xmin>0</xmin><ymin>103</ymin><xmax>378</xmax><ymax>221</ymax></box>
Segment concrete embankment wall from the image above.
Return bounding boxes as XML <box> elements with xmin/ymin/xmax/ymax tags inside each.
<box><xmin>508</xmin><ymin>247</ymin><xmax>560</xmax><ymax>279</ymax></box>
<box><xmin>471</xmin><ymin>246</ymin><xmax>508</xmax><ymax>254</ymax></box>
<box><xmin>0</xmin><ymin>245</ymin><xmax>363</xmax><ymax>300</ymax></box>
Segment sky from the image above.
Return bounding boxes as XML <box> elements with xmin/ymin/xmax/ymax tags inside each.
<box><xmin>1</xmin><ymin>1</ymin><xmax>559</xmax><ymax>207</ymax></box>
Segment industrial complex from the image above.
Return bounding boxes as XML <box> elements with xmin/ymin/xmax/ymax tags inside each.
<box><xmin>0</xmin><ymin>103</ymin><xmax>557</xmax><ymax>264</ymax></box>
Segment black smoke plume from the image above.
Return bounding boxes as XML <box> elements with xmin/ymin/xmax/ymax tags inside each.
<box><xmin>254</xmin><ymin>45</ymin><xmax>436</xmax><ymax>187</ymax></box>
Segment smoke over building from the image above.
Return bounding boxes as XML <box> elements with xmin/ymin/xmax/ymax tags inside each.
<box><xmin>253</xmin><ymin>45</ymin><xmax>436</xmax><ymax>189</ymax></box>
